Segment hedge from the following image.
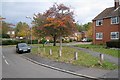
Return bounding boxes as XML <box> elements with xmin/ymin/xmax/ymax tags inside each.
<box><xmin>106</xmin><ymin>40</ymin><xmax>120</xmax><ymax>48</ymax></box>
<box><xmin>2</xmin><ymin>40</ymin><xmax>38</xmax><ymax>45</ymax></box>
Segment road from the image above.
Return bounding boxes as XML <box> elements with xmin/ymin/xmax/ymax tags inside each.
<box><xmin>2</xmin><ymin>46</ymin><xmax>82</xmax><ymax>78</ymax></box>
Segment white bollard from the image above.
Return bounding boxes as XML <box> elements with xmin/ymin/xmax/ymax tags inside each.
<box><xmin>49</xmin><ymin>49</ymin><xmax>52</xmax><ymax>55</ymax></box>
<box><xmin>100</xmin><ymin>53</ymin><xmax>104</xmax><ymax>63</ymax></box>
<box><xmin>59</xmin><ymin>50</ymin><xmax>62</xmax><ymax>57</ymax></box>
<box><xmin>74</xmin><ymin>52</ymin><xmax>78</xmax><ymax>60</ymax></box>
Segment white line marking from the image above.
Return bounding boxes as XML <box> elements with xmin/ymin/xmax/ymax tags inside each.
<box><xmin>5</xmin><ymin>59</ymin><xmax>9</xmax><ymax>65</ymax></box>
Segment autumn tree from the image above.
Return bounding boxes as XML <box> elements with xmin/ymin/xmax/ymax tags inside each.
<box><xmin>33</xmin><ymin>3</ymin><xmax>76</xmax><ymax>47</ymax></box>
<box><xmin>15</xmin><ymin>22</ymin><xmax>30</xmax><ymax>39</ymax></box>
<box><xmin>33</xmin><ymin>13</ymin><xmax>47</xmax><ymax>39</ymax></box>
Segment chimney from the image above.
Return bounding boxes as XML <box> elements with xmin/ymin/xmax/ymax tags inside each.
<box><xmin>114</xmin><ymin>0</ymin><xmax>120</xmax><ymax>9</ymax></box>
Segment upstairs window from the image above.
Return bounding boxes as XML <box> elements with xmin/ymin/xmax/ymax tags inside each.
<box><xmin>111</xmin><ymin>32</ymin><xmax>119</xmax><ymax>40</ymax></box>
<box><xmin>96</xmin><ymin>32</ymin><xmax>103</xmax><ymax>40</ymax></box>
<box><xmin>111</xmin><ymin>17</ymin><xmax>119</xmax><ymax>24</ymax></box>
<box><xmin>96</xmin><ymin>20</ymin><xmax>103</xmax><ymax>26</ymax></box>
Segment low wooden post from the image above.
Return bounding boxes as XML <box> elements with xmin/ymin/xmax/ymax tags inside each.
<box><xmin>59</xmin><ymin>50</ymin><xmax>62</xmax><ymax>57</ymax></box>
<box><xmin>100</xmin><ymin>53</ymin><xmax>104</xmax><ymax>64</ymax></box>
<box><xmin>74</xmin><ymin>52</ymin><xmax>78</xmax><ymax>60</ymax></box>
<box><xmin>49</xmin><ymin>49</ymin><xmax>52</xmax><ymax>55</ymax></box>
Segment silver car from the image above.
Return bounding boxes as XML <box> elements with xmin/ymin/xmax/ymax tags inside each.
<box><xmin>16</xmin><ymin>43</ymin><xmax>31</xmax><ymax>53</ymax></box>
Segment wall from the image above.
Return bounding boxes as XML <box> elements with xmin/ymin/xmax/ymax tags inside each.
<box><xmin>93</xmin><ymin>17</ymin><xmax>119</xmax><ymax>44</ymax></box>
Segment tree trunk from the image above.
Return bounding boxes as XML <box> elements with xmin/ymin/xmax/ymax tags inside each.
<box><xmin>53</xmin><ymin>35</ymin><xmax>56</xmax><ymax>46</ymax></box>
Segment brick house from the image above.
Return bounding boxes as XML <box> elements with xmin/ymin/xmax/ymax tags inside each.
<box><xmin>92</xmin><ymin>0</ymin><xmax>120</xmax><ymax>44</ymax></box>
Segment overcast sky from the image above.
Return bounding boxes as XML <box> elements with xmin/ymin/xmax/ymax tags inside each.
<box><xmin>1</xmin><ymin>0</ymin><xmax>114</xmax><ymax>27</ymax></box>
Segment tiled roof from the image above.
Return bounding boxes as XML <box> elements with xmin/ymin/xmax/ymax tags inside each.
<box><xmin>93</xmin><ymin>6</ymin><xmax>120</xmax><ymax>20</ymax></box>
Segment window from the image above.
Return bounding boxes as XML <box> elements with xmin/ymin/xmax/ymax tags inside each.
<box><xmin>111</xmin><ymin>32</ymin><xmax>119</xmax><ymax>39</ymax></box>
<box><xmin>96</xmin><ymin>33</ymin><xmax>103</xmax><ymax>40</ymax></box>
<box><xmin>111</xmin><ymin>17</ymin><xmax>119</xmax><ymax>24</ymax></box>
<box><xmin>96</xmin><ymin>20</ymin><xmax>103</xmax><ymax>26</ymax></box>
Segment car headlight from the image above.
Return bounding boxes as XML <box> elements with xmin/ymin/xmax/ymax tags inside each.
<box><xmin>28</xmin><ymin>48</ymin><xmax>31</xmax><ymax>49</ymax></box>
<box><xmin>19</xmin><ymin>48</ymin><xmax>22</xmax><ymax>50</ymax></box>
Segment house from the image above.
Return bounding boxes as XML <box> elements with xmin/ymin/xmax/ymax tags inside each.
<box><xmin>65</xmin><ymin>31</ymin><xmax>87</xmax><ymax>41</ymax></box>
<box><xmin>92</xmin><ymin>0</ymin><xmax>120</xmax><ymax>44</ymax></box>
<box><xmin>7</xmin><ymin>30</ymin><xmax>15</xmax><ymax>38</ymax></box>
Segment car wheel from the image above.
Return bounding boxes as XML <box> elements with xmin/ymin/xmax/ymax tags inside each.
<box><xmin>18</xmin><ymin>51</ymin><xmax>22</xmax><ymax>54</ymax></box>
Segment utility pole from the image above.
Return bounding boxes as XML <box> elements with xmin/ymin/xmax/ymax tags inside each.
<box><xmin>26</xmin><ymin>16</ymin><xmax>32</xmax><ymax>45</ymax></box>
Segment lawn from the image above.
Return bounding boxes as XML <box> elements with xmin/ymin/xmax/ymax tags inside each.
<box><xmin>31</xmin><ymin>44</ymin><xmax>118</xmax><ymax>70</ymax></box>
<box><xmin>75</xmin><ymin>44</ymin><xmax>120</xmax><ymax>58</ymax></box>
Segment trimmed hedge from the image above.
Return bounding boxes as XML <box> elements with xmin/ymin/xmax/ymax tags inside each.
<box><xmin>2</xmin><ymin>40</ymin><xmax>38</xmax><ymax>45</ymax></box>
<box><xmin>1</xmin><ymin>34</ymin><xmax>10</xmax><ymax>38</ymax></box>
<box><xmin>87</xmin><ymin>38</ymin><xmax>93</xmax><ymax>42</ymax></box>
<box><xmin>106</xmin><ymin>40</ymin><xmax>120</xmax><ymax>48</ymax></box>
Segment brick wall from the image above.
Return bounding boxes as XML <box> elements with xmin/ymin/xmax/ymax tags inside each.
<box><xmin>93</xmin><ymin>18</ymin><xmax>120</xmax><ymax>44</ymax></box>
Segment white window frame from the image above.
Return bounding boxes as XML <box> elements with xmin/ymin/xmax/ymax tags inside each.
<box><xmin>96</xmin><ymin>20</ymin><xmax>103</xmax><ymax>26</ymax></box>
<box><xmin>111</xmin><ymin>32</ymin><xmax>119</xmax><ymax>40</ymax></box>
<box><xmin>96</xmin><ymin>32</ymin><xmax>103</xmax><ymax>40</ymax></box>
<box><xmin>111</xmin><ymin>17</ymin><xmax>119</xmax><ymax>24</ymax></box>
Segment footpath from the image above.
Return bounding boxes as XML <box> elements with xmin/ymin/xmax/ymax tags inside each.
<box><xmin>22</xmin><ymin>46</ymin><xmax>119</xmax><ymax>79</ymax></box>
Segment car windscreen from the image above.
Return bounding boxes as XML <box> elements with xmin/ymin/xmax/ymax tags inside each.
<box><xmin>18</xmin><ymin>43</ymin><xmax>28</xmax><ymax>47</ymax></box>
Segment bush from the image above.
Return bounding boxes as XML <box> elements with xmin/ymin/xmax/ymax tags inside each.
<box><xmin>87</xmin><ymin>38</ymin><xmax>93</xmax><ymax>42</ymax></box>
<box><xmin>63</xmin><ymin>40</ymin><xmax>70</xmax><ymax>43</ymax></box>
<box><xmin>41</xmin><ymin>38</ymin><xmax>47</xmax><ymax>44</ymax></box>
<box><xmin>2</xmin><ymin>34</ymin><xmax>10</xmax><ymax>38</ymax></box>
<box><xmin>2</xmin><ymin>40</ymin><xmax>18</xmax><ymax>45</ymax></box>
<box><xmin>28</xmin><ymin>40</ymin><xmax>38</xmax><ymax>44</ymax></box>
<box><xmin>69</xmin><ymin>39</ymin><xmax>73</xmax><ymax>42</ymax></box>
<box><xmin>106</xmin><ymin>40</ymin><xmax>120</xmax><ymax>48</ymax></box>
<box><xmin>32</xmin><ymin>40</ymin><xmax>38</xmax><ymax>44</ymax></box>
<box><xmin>49</xmin><ymin>40</ymin><xmax>54</xmax><ymax>43</ymax></box>
<box><xmin>2</xmin><ymin>39</ymin><xmax>38</xmax><ymax>45</ymax></box>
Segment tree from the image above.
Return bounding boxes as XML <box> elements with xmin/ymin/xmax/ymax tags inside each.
<box><xmin>86</xmin><ymin>22</ymin><xmax>93</xmax><ymax>38</ymax></box>
<box><xmin>83</xmin><ymin>22</ymin><xmax>91</xmax><ymax>31</ymax></box>
<box><xmin>76</xmin><ymin>23</ymin><xmax>83</xmax><ymax>32</ymax></box>
<box><xmin>33</xmin><ymin>13</ymin><xmax>47</xmax><ymax>39</ymax></box>
<box><xmin>15</xmin><ymin>22</ymin><xmax>30</xmax><ymax>39</ymax></box>
<box><xmin>33</xmin><ymin>3</ymin><xmax>76</xmax><ymax>47</ymax></box>
<box><xmin>2</xmin><ymin>21</ymin><xmax>10</xmax><ymax>35</ymax></box>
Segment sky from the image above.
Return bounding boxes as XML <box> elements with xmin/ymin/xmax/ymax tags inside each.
<box><xmin>1</xmin><ymin>0</ymin><xmax>114</xmax><ymax>27</ymax></box>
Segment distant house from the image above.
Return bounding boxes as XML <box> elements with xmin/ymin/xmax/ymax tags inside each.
<box><xmin>92</xmin><ymin>0</ymin><xmax>120</xmax><ymax>44</ymax></box>
<box><xmin>66</xmin><ymin>31</ymin><xmax>87</xmax><ymax>41</ymax></box>
<box><xmin>7</xmin><ymin>28</ymin><xmax>15</xmax><ymax>38</ymax></box>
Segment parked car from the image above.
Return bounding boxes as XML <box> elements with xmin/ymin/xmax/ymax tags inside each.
<box><xmin>81</xmin><ymin>38</ymin><xmax>93</xmax><ymax>42</ymax></box>
<box><xmin>16</xmin><ymin>43</ymin><xmax>31</xmax><ymax>53</ymax></box>
<box><xmin>81</xmin><ymin>38</ymin><xmax>87</xmax><ymax>42</ymax></box>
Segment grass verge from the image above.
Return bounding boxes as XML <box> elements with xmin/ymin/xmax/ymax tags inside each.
<box><xmin>32</xmin><ymin>45</ymin><xmax>118</xmax><ymax>70</ymax></box>
<box><xmin>75</xmin><ymin>44</ymin><xmax>120</xmax><ymax>58</ymax></box>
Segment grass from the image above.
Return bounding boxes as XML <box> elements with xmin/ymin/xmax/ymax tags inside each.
<box><xmin>75</xmin><ymin>44</ymin><xmax>120</xmax><ymax>58</ymax></box>
<box><xmin>31</xmin><ymin>44</ymin><xmax>118</xmax><ymax>70</ymax></box>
